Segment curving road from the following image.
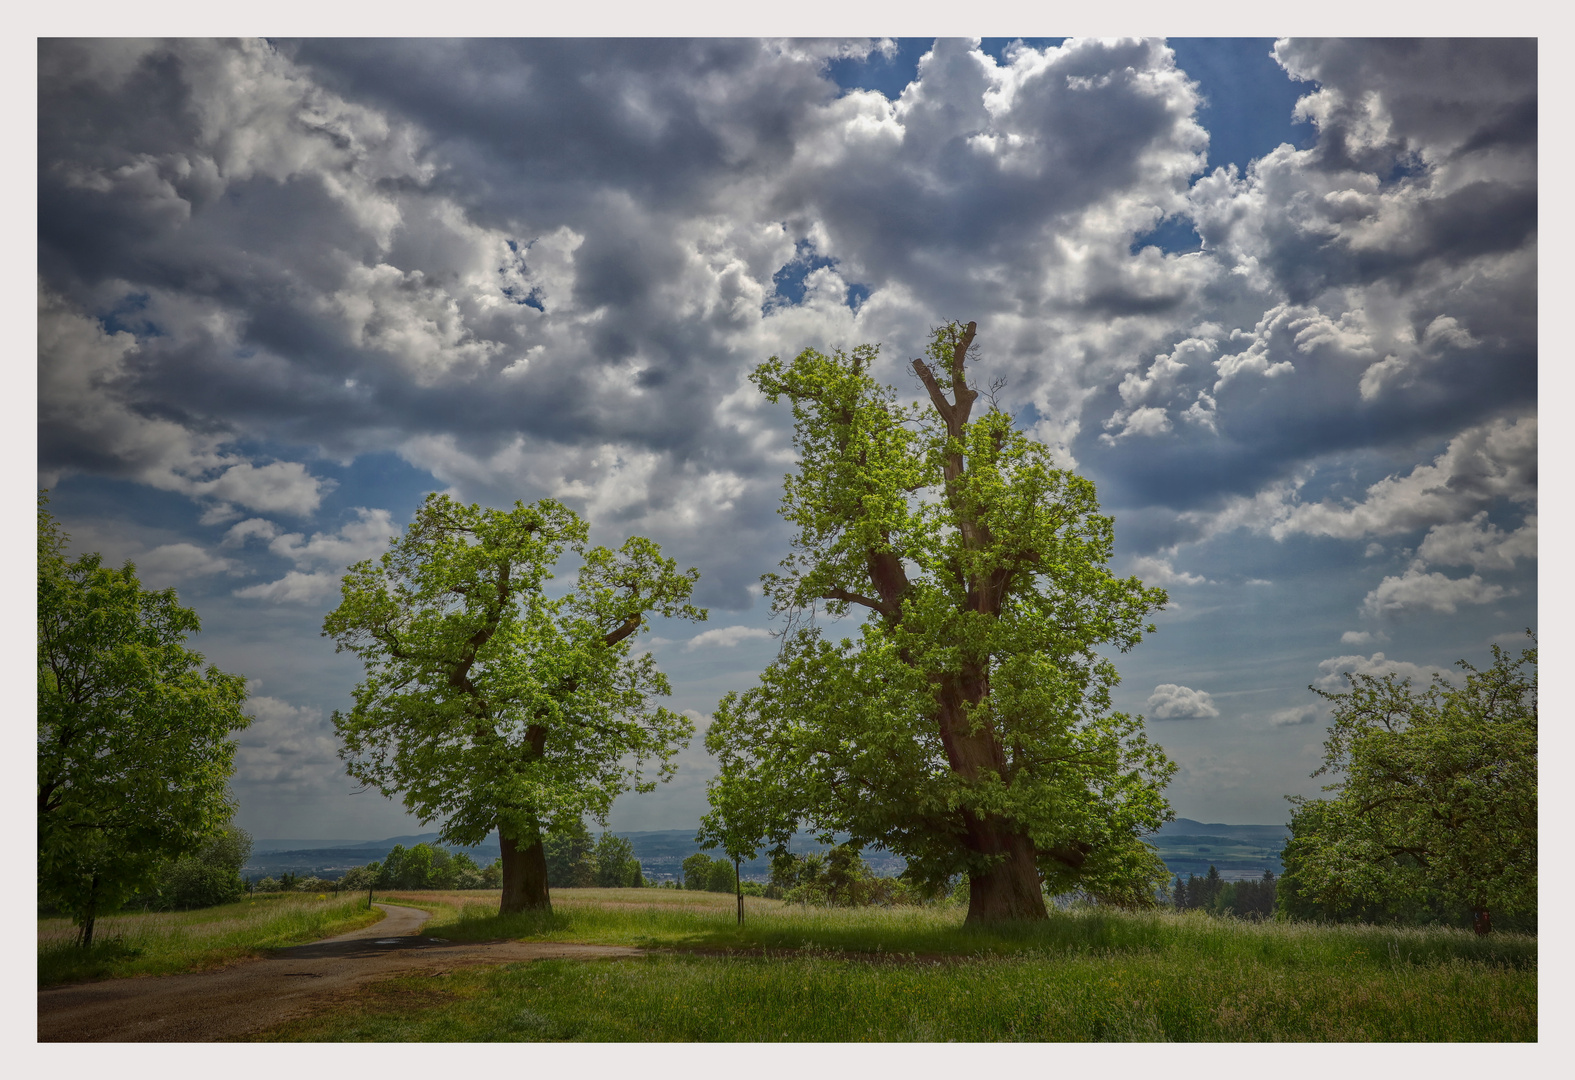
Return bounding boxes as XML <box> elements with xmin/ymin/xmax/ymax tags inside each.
<box><xmin>37</xmin><ymin>903</ymin><xmax>643</xmax><ymax>1042</ymax></box>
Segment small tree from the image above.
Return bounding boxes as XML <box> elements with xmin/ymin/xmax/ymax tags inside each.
<box><xmin>592</xmin><ymin>832</ymin><xmax>641</xmax><ymax>888</ymax></box>
<box><xmin>37</xmin><ymin>495</ymin><xmax>251</xmax><ymax>947</ymax></box>
<box><xmin>324</xmin><ymin>493</ymin><xmax>704</xmax><ymax>915</ymax></box>
<box><xmin>1279</xmin><ymin>636</ymin><xmax>1536</xmax><ymax>934</ymax></box>
<box><xmin>703</xmin><ymin>323</ymin><xmax>1174</xmax><ymax>923</ymax></box>
<box><xmin>681</xmin><ymin>852</ymin><xmax>714</xmax><ymax>892</ymax></box>
<box><xmin>545</xmin><ymin>820</ymin><xmax>596</xmax><ymax>888</ymax></box>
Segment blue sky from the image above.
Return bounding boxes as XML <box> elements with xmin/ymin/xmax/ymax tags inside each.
<box><xmin>37</xmin><ymin>38</ymin><xmax>1537</xmax><ymax>842</ymax></box>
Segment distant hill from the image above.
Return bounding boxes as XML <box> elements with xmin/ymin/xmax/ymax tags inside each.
<box><xmin>244</xmin><ymin>818</ymin><xmax>1289</xmax><ymax>885</ymax></box>
<box><xmin>1148</xmin><ymin>818</ymin><xmax>1290</xmax><ymax>882</ymax></box>
<box><xmin>243</xmin><ymin>829</ymin><xmax>895</xmax><ymax>883</ymax></box>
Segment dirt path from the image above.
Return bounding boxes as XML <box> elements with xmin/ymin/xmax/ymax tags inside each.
<box><xmin>37</xmin><ymin>903</ymin><xmax>644</xmax><ymax>1042</ymax></box>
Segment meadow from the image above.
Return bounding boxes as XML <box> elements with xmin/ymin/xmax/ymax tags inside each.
<box><xmin>37</xmin><ymin>892</ymin><xmax>382</xmax><ymax>988</ymax></box>
<box><xmin>252</xmin><ymin>889</ymin><xmax>1536</xmax><ymax>1042</ymax></box>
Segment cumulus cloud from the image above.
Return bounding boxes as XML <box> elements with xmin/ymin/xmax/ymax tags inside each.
<box><xmin>1359</xmin><ymin>564</ymin><xmax>1510</xmax><ymax>618</ymax></box>
<box><xmin>685</xmin><ymin>625</ymin><xmax>773</xmax><ymax>651</ymax></box>
<box><xmin>38</xmin><ymin>284</ymin><xmax>332</xmax><ymax>516</ymax></box>
<box><xmin>1416</xmin><ymin>512</ymin><xmax>1536</xmax><ymax>572</ymax></box>
<box><xmin>34</xmin><ymin>38</ymin><xmax>1537</xmax><ymax>833</ymax></box>
<box><xmin>231</xmin><ymin>508</ymin><xmax>396</xmax><ymax>603</ymax></box>
<box><xmin>233</xmin><ymin>570</ymin><xmax>342</xmax><ymax>604</ymax></box>
<box><xmin>1272</xmin><ymin>416</ymin><xmax>1536</xmax><ymax>541</ymax></box>
<box><xmin>234</xmin><ymin>695</ymin><xmax>345</xmax><ymax>796</ymax></box>
<box><xmin>1146</xmin><ymin>683</ymin><xmax>1220</xmax><ymax>720</ymax></box>
<box><xmin>1315</xmin><ymin>651</ymin><xmax>1452</xmax><ymax>690</ymax></box>
<box><xmin>133</xmin><ymin>543</ymin><xmax>240</xmax><ymax>589</ymax></box>
<box><xmin>1269</xmin><ymin>705</ymin><xmax>1320</xmax><ymax>727</ymax></box>
<box><xmin>1130</xmin><ymin>554</ymin><xmax>1208</xmax><ymax>587</ymax></box>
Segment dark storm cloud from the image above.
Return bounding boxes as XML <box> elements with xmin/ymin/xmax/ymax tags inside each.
<box><xmin>38</xmin><ymin>38</ymin><xmax>1536</xmax><ymax>834</ymax></box>
<box><xmin>1082</xmin><ymin>37</ymin><xmax>1535</xmax><ymax>550</ymax></box>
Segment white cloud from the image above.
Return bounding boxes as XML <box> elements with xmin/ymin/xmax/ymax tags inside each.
<box><xmin>1315</xmin><ymin>651</ymin><xmax>1453</xmax><ymax>690</ymax></box>
<box><xmin>1130</xmin><ymin>554</ymin><xmax>1208</xmax><ymax>587</ymax></box>
<box><xmin>232</xmin><ymin>509</ymin><xmax>395</xmax><ymax>604</ymax></box>
<box><xmin>133</xmin><ymin>542</ymin><xmax>240</xmax><ymax>589</ymax></box>
<box><xmin>1417</xmin><ymin>512</ymin><xmax>1536</xmax><ymax>572</ymax></box>
<box><xmin>194</xmin><ymin>462</ymin><xmax>331</xmax><ymax>517</ymax></box>
<box><xmin>234</xmin><ymin>695</ymin><xmax>345</xmax><ymax>796</ymax></box>
<box><xmin>266</xmin><ymin>508</ymin><xmax>397</xmax><ymax>569</ymax></box>
<box><xmin>223</xmin><ymin>518</ymin><xmax>282</xmax><ymax>547</ymax></box>
<box><xmin>685</xmin><ymin>625</ymin><xmax>773</xmax><ymax>651</ymax></box>
<box><xmin>1359</xmin><ymin>564</ymin><xmax>1510</xmax><ymax>618</ymax></box>
<box><xmin>233</xmin><ymin>570</ymin><xmax>342</xmax><ymax>604</ymax></box>
<box><xmin>1102</xmin><ymin>405</ymin><xmax>1172</xmax><ymax>443</ymax></box>
<box><xmin>1340</xmin><ymin>630</ymin><xmax>1375</xmax><ymax>645</ymax></box>
<box><xmin>1272</xmin><ymin>416</ymin><xmax>1536</xmax><ymax>541</ymax></box>
<box><xmin>1146</xmin><ymin>683</ymin><xmax>1220</xmax><ymax>720</ymax></box>
<box><xmin>1269</xmin><ymin>705</ymin><xmax>1320</xmax><ymax>727</ymax></box>
<box><xmin>38</xmin><ymin>284</ymin><xmax>331</xmax><ymax>516</ymax></box>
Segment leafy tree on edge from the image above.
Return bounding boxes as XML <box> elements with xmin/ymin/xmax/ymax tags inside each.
<box><xmin>323</xmin><ymin>493</ymin><xmax>703</xmax><ymax>914</ymax></box>
<box><xmin>701</xmin><ymin>323</ymin><xmax>1175</xmax><ymax>923</ymax></box>
<box><xmin>37</xmin><ymin>494</ymin><xmax>251</xmax><ymax>946</ymax></box>
<box><xmin>1278</xmin><ymin>636</ymin><xmax>1536</xmax><ymax>934</ymax></box>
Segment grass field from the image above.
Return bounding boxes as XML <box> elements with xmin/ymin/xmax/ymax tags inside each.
<box><xmin>255</xmin><ymin>889</ymin><xmax>1536</xmax><ymax>1042</ymax></box>
<box><xmin>37</xmin><ymin>892</ymin><xmax>384</xmax><ymax>988</ymax></box>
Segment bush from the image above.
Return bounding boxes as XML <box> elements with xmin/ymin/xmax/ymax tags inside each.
<box><xmin>769</xmin><ymin>845</ymin><xmax>920</xmax><ymax>907</ymax></box>
<box><xmin>142</xmin><ymin>827</ymin><xmax>253</xmax><ymax>910</ymax></box>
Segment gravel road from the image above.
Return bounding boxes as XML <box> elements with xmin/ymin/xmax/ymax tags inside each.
<box><xmin>37</xmin><ymin>903</ymin><xmax>644</xmax><ymax>1042</ymax></box>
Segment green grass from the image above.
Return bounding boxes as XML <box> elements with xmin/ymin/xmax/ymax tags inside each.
<box><xmin>257</xmin><ymin>889</ymin><xmax>1535</xmax><ymax>1042</ymax></box>
<box><xmin>37</xmin><ymin>893</ymin><xmax>385</xmax><ymax>988</ymax></box>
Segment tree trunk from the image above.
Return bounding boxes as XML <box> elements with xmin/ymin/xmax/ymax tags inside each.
<box><xmin>78</xmin><ymin>874</ymin><xmax>99</xmax><ymax>949</ymax></box>
<box><xmin>963</xmin><ymin>818</ymin><xmax>1048</xmax><ymax>924</ymax></box>
<box><xmin>499</xmin><ymin>830</ymin><xmax>551</xmax><ymax>915</ymax></box>
<box><xmin>1473</xmin><ymin>906</ymin><xmax>1493</xmax><ymax>935</ymax></box>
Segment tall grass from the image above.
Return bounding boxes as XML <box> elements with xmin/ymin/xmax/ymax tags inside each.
<box><xmin>267</xmin><ymin>889</ymin><xmax>1533</xmax><ymax>1042</ymax></box>
<box><xmin>377</xmin><ymin>888</ymin><xmax>1536</xmax><ymax>971</ymax></box>
<box><xmin>37</xmin><ymin>893</ymin><xmax>383</xmax><ymax>988</ymax></box>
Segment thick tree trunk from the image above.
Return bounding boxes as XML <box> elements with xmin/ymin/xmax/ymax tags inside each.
<box><xmin>498</xmin><ymin>830</ymin><xmax>552</xmax><ymax>915</ymax></box>
<box><xmin>963</xmin><ymin>818</ymin><xmax>1048</xmax><ymax>923</ymax></box>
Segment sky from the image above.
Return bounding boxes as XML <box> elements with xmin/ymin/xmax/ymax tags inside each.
<box><xmin>36</xmin><ymin>37</ymin><xmax>1539</xmax><ymax>843</ymax></box>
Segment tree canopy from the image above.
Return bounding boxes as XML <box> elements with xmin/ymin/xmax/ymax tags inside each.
<box><xmin>37</xmin><ymin>494</ymin><xmax>251</xmax><ymax>946</ymax></box>
<box><xmin>701</xmin><ymin>323</ymin><xmax>1174</xmax><ymax>923</ymax></box>
<box><xmin>1278</xmin><ymin>635</ymin><xmax>1536</xmax><ymax>934</ymax></box>
<box><xmin>323</xmin><ymin>492</ymin><xmax>703</xmax><ymax>913</ymax></box>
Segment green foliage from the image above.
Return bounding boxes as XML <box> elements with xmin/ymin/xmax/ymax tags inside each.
<box><xmin>37</xmin><ymin>494</ymin><xmax>252</xmax><ymax>946</ymax></box>
<box><xmin>359</xmin><ymin>843</ymin><xmax>491</xmax><ymax>890</ymax></box>
<box><xmin>322</xmin><ymin>492</ymin><xmax>703</xmax><ymax>906</ymax></box>
<box><xmin>340</xmin><ymin>864</ymin><xmax>378</xmax><ymax>892</ymax></box>
<box><xmin>545</xmin><ymin>819</ymin><xmax>596</xmax><ymax>888</ymax></box>
<box><xmin>701</xmin><ymin>325</ymin><xmax>1174</xmax><ymax>919</ymax></box>
<box><xmin>592</xmin><ymin>832</ymin><xmax>644</xmax><ymax>888</ymax></box>
<box><xmin>1172</xmin><ymin>866</ymin><xmax>1277</xmax><ymax>919</ymax></box>
<box><xmin>145</xmin><ymin>826</ymin><xmax>253</xmax><ymax>910</ymax></box>
<box><xmin>1278</xmin><ymin>637</ymin><xmax>1536</xmax><ymax>932</ymax></box>
<box><xmin>767</xmin><ymin>845</ymin><xmax>929</xmax><ymax>907</ymax></box>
